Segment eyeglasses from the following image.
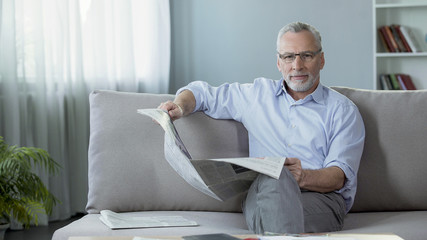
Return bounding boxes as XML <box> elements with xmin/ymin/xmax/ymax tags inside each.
<box><xmin>278</xmin><ymin>48</ymin><xmax>322</xmax><ymax>63</ymax></box>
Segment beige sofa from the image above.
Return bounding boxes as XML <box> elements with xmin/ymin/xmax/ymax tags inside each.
<box><xmin>52</xmin><ymin>87</ymin><xmax>427</xmax><ymax>240</ymax></box>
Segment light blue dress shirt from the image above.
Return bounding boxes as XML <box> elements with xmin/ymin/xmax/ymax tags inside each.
<box><xmin>177</xmin><ymin>78</ymin><xmax>365</xmax><ymax>212</ymax></box>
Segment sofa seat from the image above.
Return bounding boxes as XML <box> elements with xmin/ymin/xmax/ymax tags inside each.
<box><xmin>53</xmin><ymin>210</ymin><xmax>427</xmax><ymax>239</ymax></box>
<box><xmin>53</xmin><ymin>211</ymin><xmax>251</xmax><ymax>239</ymax></box>
<box><xmin>341</xmin><ymin>211</ymin><xmax>427</xmax><ymax>239</ymax></box>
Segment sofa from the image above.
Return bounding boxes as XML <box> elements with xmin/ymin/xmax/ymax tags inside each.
<box><xmin>52</xmin><ymin>87</ymin><xmax>427</xmax><ymax>240</ymax></box>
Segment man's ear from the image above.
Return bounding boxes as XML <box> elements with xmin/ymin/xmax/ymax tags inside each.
<box><xmin>277</xmin><ymin>56</ymin><xmax>282</xmax><ymax>72</ymax></box>
<box><xmin>320</xmin><ymin>52</ymin><xmax>325</xmax><ymax>70</ymax></box>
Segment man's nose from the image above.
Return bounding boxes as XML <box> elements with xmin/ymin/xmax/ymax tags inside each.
<box><xmin>292</xmin><ymin>55</ymin><xmax>304</xmax><ymax>70</ymax></box>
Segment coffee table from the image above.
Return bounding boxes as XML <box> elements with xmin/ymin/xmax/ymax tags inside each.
<box><xmin>69</xmin><ymin>233</ymin><xmax>404</xmax><ymax>240</ymax></box>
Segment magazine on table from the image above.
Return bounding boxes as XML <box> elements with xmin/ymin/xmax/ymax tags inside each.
<box><xmin>99</xmin><ymin>210</ymin><xmax>198</xmax><ymax>229</ymax></box>
<box><xmin>137</xmin><ymin>108</ymin><xmax>285</xmax><ymax>201</ymax></box>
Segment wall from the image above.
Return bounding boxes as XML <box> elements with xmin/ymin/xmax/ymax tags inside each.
<box><xmin>170</xmin><ymin>0</ymin><xmax>373</xmax><ymax>93</ymax></box>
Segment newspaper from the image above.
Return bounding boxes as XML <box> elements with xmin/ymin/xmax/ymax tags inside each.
<box><xmin>260</xmin><ymin>235</ymin><xmax>357</xmax><ymax>240</ymax></box>
<box><xmin>99</xmin><ymin>210</ymin><xmax>198</xmax><ymax>229</ymax></box>
<box><xmin>137</xmin><ymin>108</ymin><xmax>285</xmax><ymax>201</ymax></box>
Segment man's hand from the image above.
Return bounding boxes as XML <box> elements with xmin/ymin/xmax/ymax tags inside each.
<box><xmin>284</xmin><ymin>157</ymin><xmax>305</xmax><ymax>185</ymax></box>
<box><xmin>157</xmin><ymin>90</ymin><xmax>196</xmax><ymax>121</ymax></box>
<box><xmin>158</xmin><ymin>101</ymin><xmax>184</xmax><ymax>121</ymax></box>
<box><xmin>284</xmin><ymin>157</ymin><xmax>345</xmax><ymax>193</ymax></box>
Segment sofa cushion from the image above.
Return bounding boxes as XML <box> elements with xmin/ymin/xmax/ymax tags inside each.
<box><xmin>332</xmin><ymin>87</ymin><xmax>427</xmax><ymax>212</ymax></box>
<box><xmin>52</xmin><ymin>210</ymin><xmax>427</xmax><ymax>240</ymax></box>
<box><xmin>52</xmin><ymin>211</ymin><xmax>251</xmax><ymax>240</ymax></box>
<box><xmin>341</xmin><ymin>211</ymin><xmax>427</xmax><ymax>240</ymax></box>
<box><xmin>86</xmin><ymin>90</ymin><xmax>249</xmax><ymax>214</ymax></box>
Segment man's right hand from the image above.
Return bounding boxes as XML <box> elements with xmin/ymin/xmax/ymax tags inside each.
<box><xmin>158</xmin><ymin>101</ymin><xmax>184</xmax><ymax>121</ymax></box>
<box><xmin>158</xmin><ymin>90</ymin><xmax>196</xmax><ymax>121</ymax></box>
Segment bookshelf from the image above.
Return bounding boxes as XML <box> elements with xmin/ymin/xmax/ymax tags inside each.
<box><xmin>373</xmin><ymin>0</ymin><xmax>427</xmax><ymax>90</ymax></box>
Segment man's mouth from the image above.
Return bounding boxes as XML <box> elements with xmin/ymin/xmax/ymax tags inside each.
<box><xmin>290</xmin><ymin>74</ymin><xmax>308</xmax><ymax>81</ymax></box>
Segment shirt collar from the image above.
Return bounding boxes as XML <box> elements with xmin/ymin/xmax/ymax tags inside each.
<box><xmin>276</xmin><ymin>78</ymin><xmax>325</xmax><ymax>105</ymax></box>
<box><xmin>275</xmin><ymin>79</ymin><xmax>285</xmax><ymax>96</ymax></box>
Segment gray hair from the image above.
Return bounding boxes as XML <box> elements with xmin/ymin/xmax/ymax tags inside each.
<box><xmin>276</xmin><ymin>22</ymin><xmax>322</xmax><ymax>51</ymax></box>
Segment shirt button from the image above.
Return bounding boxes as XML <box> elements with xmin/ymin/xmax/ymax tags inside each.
<box><xmin>291</xmin><ymin>124</ymin><xmax>296</xmax><ymax>128</ymax></box>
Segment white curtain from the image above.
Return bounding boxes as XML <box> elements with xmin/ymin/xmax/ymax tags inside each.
<box><xmin>0</xmin><ymin>0</ymin><xmax>170</xmax><ymax>225</ymax></box>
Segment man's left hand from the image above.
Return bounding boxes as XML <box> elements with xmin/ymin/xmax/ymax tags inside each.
<box><xmin>284</xmin><ymin>157</ymin><xmax>305</xmax><ymax>186</ymax></box>
<box><xmin>284</xmin><ymin>157</ymin><xmax>345</xmax><ymax>193</ymax></box>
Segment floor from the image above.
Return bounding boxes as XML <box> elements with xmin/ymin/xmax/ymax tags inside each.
<box><xmin>4</xmin><ymin>214</ymin><xmax>84</xmax><ymax>240</ymax></box>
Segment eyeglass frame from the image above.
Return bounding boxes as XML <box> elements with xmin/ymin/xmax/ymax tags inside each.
<box><xmin>277</xmin><ymin>48</ymin><xmax>322</xmax><ymax>63</ymax></box>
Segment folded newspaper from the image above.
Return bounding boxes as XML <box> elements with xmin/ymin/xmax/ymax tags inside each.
<box><xmin>100</xmin><ymin>210</ymin><xmax>198</xmax><ymax>229</ymax></box>
<box><xmin>137</xmin><ymin>108</ymin><xmax>285</xmax><ymax>201</ymax></box>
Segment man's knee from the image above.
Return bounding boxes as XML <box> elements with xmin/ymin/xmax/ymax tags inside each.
<box><xmin>301</xmin><ymin>191</ymin><xmax>346</xmax><ymax>233</ymax></box>
<box><xmin>243</xmin><ymin>168</ymin><xmax>304</xmax><ymax>234</ymax></box>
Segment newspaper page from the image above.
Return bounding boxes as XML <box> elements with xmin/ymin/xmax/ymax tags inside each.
<box><xmin>137</xmin><ymin>108</ymin><xmax>285</xmax><ymax>201</ymax></box>
<box><xmin>137</xmin><ymin>108</ymin><xmax>220</xmax><ymax>200</ymax></box>
<box><xmin>259</xmin><ymin>235</ymin><xmax>358</xmax><ymax>240</ymax></box>
<box><xmin>99</xmin><ymin>210</ymin><xmax>198</xmax><ymax>229</ymax></box>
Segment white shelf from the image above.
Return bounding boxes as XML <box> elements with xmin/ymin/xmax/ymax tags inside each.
<box><xmin>376</xmin><ymin>52</ymin><xmax>427</xmax><ymax>58</ymax></box>
<box><xmin>375</xmin><ymin>3</ymin><xmax>427</xmax><ymax>8</ymax></box>
<box><xmin>373</xmin><ymin>0</ymin><xmax>427</xmax><ymax>90</ymax></box>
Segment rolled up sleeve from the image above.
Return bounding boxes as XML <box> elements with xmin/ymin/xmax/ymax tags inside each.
<box><xmin>324</xmin><ymin>103</ymin><xmax>365</xmax><ymax>212</ymax></box>
<box><xmin>176</xmin><ymin>80</ymin><xmax>256</xmax><ymax>121</ymax></box>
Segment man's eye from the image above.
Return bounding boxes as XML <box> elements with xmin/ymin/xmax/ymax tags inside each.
<box><xmin>283</xmin><ymin>55</ymin><xmax>294</xmax><ymax>60</ymax></box>
<box><xmin>302</xmin><ymin>53</ymin><xmax>314</xmax><ymax>59</ymax></box>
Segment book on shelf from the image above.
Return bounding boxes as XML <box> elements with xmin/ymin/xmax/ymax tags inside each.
<box><xmin>398</xmin><ymin>74</ymin><xmax>417</xmax><ymax>90</ymax></box>
<box><xmin>399</xmin><ymin>25</ymin><xmax>422</xmax><ymax>53</ymax></box>
<box><xmin>392</xmin><ymin>25</ymin><xmax>412</xmax><ymax>52</ymax></box>
<box><xmin>379</xmin><ymin>74</ymin><xmax>417</xmax><ymax>90</ymax></box>
<box><xmin>378</xmin><ymin>25</ymin><xmax>422</xmax><ymax>53</ymax></box>
<box><xmin>389</xmin><ymin>74</ymin><xmax>400</xmax><ymax>90</ymax></box>
<box><xmin>379</xmin><ymin>74</ymin><xmax>392</xmax><ymax>90</ymax></box>
<box><xmin>397</xmin><ymin>75</ymin><xmax>407</xmax><ymax>90</ymax></box>
<box><xmin>378</xmin><ymin>29</ymin><xmax>390</xmax><ymax>52</ymax></box>
<box><xmin>390</xmin><ymin>25</ymin><xmax>408</xmax><ymax>52</ymax></box>
<box><xmin>384</xmin><ymin>26</ymin><xmax>400</xmax><ymax>52</ymax></box>
<box><xmin>378</xmin><ymin>26</ymin><xmax>397</xmax><ymax>52</ymax></box>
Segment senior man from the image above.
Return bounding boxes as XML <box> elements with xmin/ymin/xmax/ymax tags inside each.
<box><xmin>159</xmin><ymin>22</ymin><xmax>365</xmax><ymax>234</ymax></box>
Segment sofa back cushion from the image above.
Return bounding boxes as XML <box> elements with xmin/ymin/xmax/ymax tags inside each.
<box><xmin>332</xmin><ymin>87</ymin><xmax>427</xmax><ymax>212</ymax></box>
<box><xmin>86</xmin><ymin>90</ymin><xmax>249</xmax><ymax>214</ymax></box>
<box><xmin>87</xmin><ymin>88</ymin><xmax>427</xmax><ymax>214</ymax></box>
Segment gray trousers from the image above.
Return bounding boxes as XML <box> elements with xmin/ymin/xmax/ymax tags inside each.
<box><xmin>242</xmin><ymin>168</ymin><xmax>346</xmax><ymax>234</ymax></box>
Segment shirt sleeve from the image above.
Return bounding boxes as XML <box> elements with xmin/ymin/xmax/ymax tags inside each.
<box><xmin>176</xmin><ymin>80</ymin><xmax>256</xmax><ymax>121</ymax></box>
<box><xmin>323</xmin><ymin>102</ymin><xmax>365</xmax><ymax>212</ymax></box>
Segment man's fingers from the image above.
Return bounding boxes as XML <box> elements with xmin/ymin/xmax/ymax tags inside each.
<box><xmin>285</xmin><ymin>157</ymin><xmax>299</xmax><ymax>165</ymax></box>
<box><xmin>157</xmin><ymin>101</ymin><xmax>183</xmax><ymax>121</ymax></box>
<box><xmin>158</xmin><ymin>100</ymin><xmax>174</xmax><ymax>111</ymax></box>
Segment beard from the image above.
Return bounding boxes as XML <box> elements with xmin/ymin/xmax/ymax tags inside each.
<box><xmin>284</xmin><ymin>71</ymin><xmax>319</xmax><ymax>92</ymax></box>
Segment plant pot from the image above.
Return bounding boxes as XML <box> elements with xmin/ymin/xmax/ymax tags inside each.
<box><xmin>0</xmin><ymin>223</ymin><xmax>10</xmax><ymax>240</ymax></box>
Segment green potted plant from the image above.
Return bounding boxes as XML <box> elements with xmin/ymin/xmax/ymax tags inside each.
<box><xmin>0</xmin><ymin>136</ymin><xmax>60</xmax><ymax>238</ymax></box>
